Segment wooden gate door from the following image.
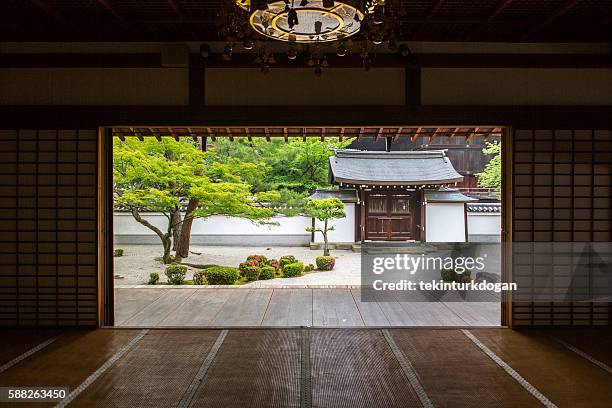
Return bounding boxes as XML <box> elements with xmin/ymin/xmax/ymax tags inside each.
<box><xmin>365</xmin><ymin>191</ymin><xmax>414</xmax><ymax>241</ymax></box>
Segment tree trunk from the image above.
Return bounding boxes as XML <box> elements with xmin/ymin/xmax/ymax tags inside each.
<box><xmin>162</xmin><ymin>234</ymin><xmax>173</xmax><ymax>264</ymax></box>
<box><xmin>175</xmin><ymin>198</ymin><xmax>199</xmax><ymax>259</ymax></box>
<box><xmin>130</xmin><ymin>208</ymin><xmax>174</xmax><ymax>264</ymax></box>
<box><xmin>323</xmin><ymin>219</ymin><xmax>330</xmax><ymax>256</ymax></box>
<box><xmin>171</xmin><ymin>208</ymin><xmax>182</xmax><ymax>251</ymax></box>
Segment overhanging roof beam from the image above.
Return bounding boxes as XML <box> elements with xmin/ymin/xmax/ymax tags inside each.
<box><xmin>524</xmin><ymin>0</ymin><xmax>581</xmax><ymax>40</ymax></box>
<box><xmin>29</xmin><ymin>0</ymin><xmax>65</xmax><ymax>23</ymax></box>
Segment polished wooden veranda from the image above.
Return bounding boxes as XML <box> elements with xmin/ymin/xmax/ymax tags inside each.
<box><xmin>114</xmin><ymin>288</ymin><xmax>501</xmax><ymax>327</ymax></box>
<box><xmin>1</xmin><ymin>327</ymin><xmax>611</xmax><ymax>407</ymax></box>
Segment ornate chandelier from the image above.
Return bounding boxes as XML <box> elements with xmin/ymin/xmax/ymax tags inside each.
<box><xmin>218</xmin><ymin>0</ymin><xmax>402</xmax><ymax>74</ymax></box>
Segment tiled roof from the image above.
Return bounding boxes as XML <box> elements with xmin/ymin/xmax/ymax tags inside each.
<box><xmin>329</xmin><ymin>150</ymin><xmax>463</xmax><ymax>186</ymax></box>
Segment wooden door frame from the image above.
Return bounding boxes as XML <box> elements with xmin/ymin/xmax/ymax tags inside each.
<box><xmin>97</xmin><ymin>125</ymin><xmax>512</xmax><ymax>328</ymax></box>
<box><xmin>364</xmin><ymin>190</ymin><xmax>416</xmax><ymax>241</ymax></box>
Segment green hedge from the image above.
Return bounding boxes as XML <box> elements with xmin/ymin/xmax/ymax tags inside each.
<box><xmin>165</xmin><ymin>264</ymin><xmax>187</xmax><ymax>285</ymax></box>
<box><xmin>282</xmin><ymin>262</ymin><xmax>304</xmax><ymax>278</ymax></box>
<box><xmin>192</xmin><ymin>270</ymin><xmax>206</xmax><ymax>285</ymax></box>
<box><xmin>279</xmin><ymin>255</ymin><xmax>297</xmax><ymax>270</ymax></box>
<box><xmin>148</xmin><ymin>272</ymin><xmax>159</xmax><ymax>285</ymax></box>
<box><xmin>113</xmin><ymin>248</ymin><xmax>124</xmax><ymax>257</ymax></box>
<box><xmin>204</xmin><ymin>266</ymin><xmax>240</xmax><ymax>285</ymax></box>
<box><xmin>316</xmin><ymin>256</ymin><xmax>335</xmax><ymax>271</ymax></box>
<box><xmin>243</xmin><ymin>265</ymin><xmax>260</xmax><ymax>282</ymax></box>
<box><xmin>259</xmin><ymin>266</ymin><xmax>276</xmax><ymax>280</ymax></box>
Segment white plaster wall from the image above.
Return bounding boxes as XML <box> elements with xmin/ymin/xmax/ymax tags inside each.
<box><xmin>114</xmin><ymin>212</ymin><xmax>311</xmax><ymax>236</ymax></box>
<box><xmin>115</xmin><ymin>207</ymin><xmax>356</xmax><ymax>244</ymax></box>
<box><xmin>467</xmin><ymin>213</ymin><xmax>501</xmax><ymax>236</ymax></box>
<box><xmin>425</xmin><ymin>203</ymin><xmax>466</xmax><ymax>243</ymax></box>
<box><xmin>312</xmin><ymin>203</ymin><xmax>355</xmax><ymax>243</ymax></box>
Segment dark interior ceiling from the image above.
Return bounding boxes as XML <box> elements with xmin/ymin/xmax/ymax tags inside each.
<box><xmin>1</xmin><ymin>0</ymin><xmax>611</xmax><ymax>42</ymax></box>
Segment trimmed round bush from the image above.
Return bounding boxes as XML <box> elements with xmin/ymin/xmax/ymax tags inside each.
<box><xmin>192</xmin><ymin>270</ymin><xmax>206</xmax><ymax>285</ymax></box>
<box><xmin>282</xmin><ymin>262</ymin><xmax>304</xmax><ymax>278</ymax></box>
<box><xmin>239</xmin><ymin>260</ymin><xmax>258</xmax><ymax>277</ymax></box>
<box><xmin>204</xmin><ymin>266</ymin><xmax>240</xmax><ymax>285</ymax></box>
<box><xmin>165</xmin><ymin>264</ymin><xmax>187</xmax><ymax>285</ymax></box>
<box><xmin>304</xmin><ymin>264</ymin><xmax>314</xmax><ymax>272</ymax></box>
<box><xmin>267</xmin><ymin>258</ymin><xmax>279</xmax><ymax>270</ymax></box>
<box><xmin>259</xmin><ymin>266</ymin><xmax>276</xmax><ymax>280</ymax></box>
<box><xmin>246</xmin><ymin>254</ymin><xmax>267</xmax><ymax>265</ymax></box>
<box><xmin>114</xmin><ymin>248</ymin><xmax>124</xmax><ymax>257</ymax></box>
<box><xmin>243</xmin><ymin>265</ymin><xmax>260</xmax><ymax>282</ymax></box>
<box><xmin>279</xmin><ymin>255</ymin><xmax>297</xmax><ymax>270</ymax></box>
<box><xmin>316</xmin><ymin>256</ymin><xmax>335</xmax><ymax>271</ymax></box>
<box><xmin>148</xmin><ymin>272</ymin><xmax>159</xmax><ymax>285</ymax></box>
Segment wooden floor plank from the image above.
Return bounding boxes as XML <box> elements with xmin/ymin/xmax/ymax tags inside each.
<box><xmin>0</xmin><ymin>330</ymin><xmax>138</xmax><ymax>391</ymax></box>
<box><xmin>393</xmin><ymin>291</ymin><xmax>467</xmax><ymax>326</ymax></box>
<box><xmin>157</xmin><ymin>289</ymin><xmax>233</xmax><ymax>327</ymax></box>
<box><xmin>350</xmin><ymin>288</ymin><xmax>391</xmax><ymax>326</ymax></box>
<box><xmin>114</xmin><ymin>289</ymin><xmax>166</xmax><ymax>325</ymax></box>
<box><xmin>262</xmin><ymin>289</ymin><xmax>313</xmax><ymax>327</ymax></box>
<box><xmin>312</xmin><ymin>289</ymin><xmax>364</xmax><ymax>327</ymax></box>
<box><xmin>211</xmin><ymin>289</ymin><xmax>273</xmax><ymax>326</ymax></box>
<box><xmin>443</xmin><ymin>301</ymin><xmax>501</xmax><ymax>326</ymax></box>
<box><xmin>121</xmin><ymin>289</ymin><xmax>196</xmax><ymax>327</ymax></box>
<box><xmin>471</xmin><ymin>329</ymin><xmax>612</xmax><ymax>407</ymax></box>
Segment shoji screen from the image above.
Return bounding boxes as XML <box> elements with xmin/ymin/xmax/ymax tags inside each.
<box><xmin>512</xmin><ymin>129</ymin><xmax>611</xmax><ymax>326</ymax></box>
<box><xmin>0</xmin><ymin>129</ymin><xmax>98</xmax><ymax>326</ymax></box>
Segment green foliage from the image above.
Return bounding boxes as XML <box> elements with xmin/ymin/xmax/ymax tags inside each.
<box><xmin>192</xmin><ymin>270</ymin><xmax>207</xmax><ymax>285</ymax></box>
<box><xmin>210</xmin><ymin>138</ymin><xmax>350</xmax><ymax>195</ymax></box>
<box><xmin>204</xmin><ymin>266</ymin><xmax>240</xmax><ymax>285</ymax></box>
<box><xmin>282</xmin><ymin>262</ymin><xmax>304</xmax><ymax>278</ymax></box>
<box><xmin>304</xmin><ymin>264</ymin><xmax>315</xmax><ymax>272</ymax></box>
<box><xmin>148</xmin><ymin>272</ymin><xmax>159</xmax><ymax>285</ymax></box>
<box><xmin>305</xmin><ymin>198</ymin><xmax>346</xmax><ymax>256</ymax></box>
<box><xmin>305</xmin><ymin>198</ymin><xmax>346</xmax><ymax>222</ymax></box>
<box><xmin>316</xmin><ymin>256</ymin><xmax>335</xmax><ymax>271</ymax></box>
<box><xmin>243</xmin><ymin>265</ymin><xmax>260</xmax><ymax>281</ymax></box>
<box><xmin>114</xmin><ymin>248</ymin><xmax>124</xmax><ymax>257</ymax></box>
<box><xmin>246</xmin><ymin>254</ymin><xmax>268</xmax><ymax>264</ymax></box>
<box><xmin>279</xmin><ymin>255</ymin><xmax>297</xmax><ymax>270</ymax></box>
<box><xmin>165</xmin><ymin>264</ymin><xmax>187</xmax><ymax>285</ymax></box>
<box><xmin>476</xmin><ymin>141</ymin><xmax>501</xmax><ymax>194</ymax></box>
<box><xmin>113</xmin><ymin>137</ymin><xmax>277</xmax><ymax>262</ymax></box>
<box><xmin>259</xmin><ymin>266</ymin><xmax>276</xmax><ymax>280</ymax></box>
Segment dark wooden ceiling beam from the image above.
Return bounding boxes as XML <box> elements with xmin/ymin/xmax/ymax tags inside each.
<box><xmin>412</xmin><ymin>0</ymin><xmax>445</xmax><ymax>39</ymax></box>
<box><xmin>524</xmin><ymin>0</ymin><xmax>581</xmax><ymax>40</ymax></box>
<box><xmin>29</xmin><ymin>0</ymin><xmax>65</xmax><ymax>23</ymax></box>
<box><xmin>96</xmin><ymin>0</ymin><xmax>142</xmax><ymax>38</ymax></box>
<box><xmin>465</xmin><ymin>0</ymin><xmax>514</xmax><ymax>40</ymax></box>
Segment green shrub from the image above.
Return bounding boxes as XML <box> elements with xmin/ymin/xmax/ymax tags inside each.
<box><xmin>246</xmin><ymin>254</ymin><xmax>267</xmax><ymax>265</ymax></box>
<box><xmin>283</xmin><ymin>262</ymin><xmax>304</xmax><ymax>278</ymax></box>
<box><xmin>259</xmin><ymin>266</ymin><xmax>276</xmax><ymax>280</ymax></box>
<box><xmin>148</xmin><ymin>272</ymin><xmax>159</xmax><ymax>285</ymax></box>
<box><xmin>304</xmin><ymin>264</ymin><xmax>314</xmax><ymax>272</ymax></box>
<box><xmin>243</xmin><ymin>265</ymin><xmax>260</xmax><ymax>281</ymax></box>
<box><xmin>440</xmin><ymin>268</ymin><xmax>457</xmax><ymax>282</ymax></box>
<box><xmin>316</xmin><ymin>256</ymin><xmax>335</xmax><ymax>271</ymax></box>
<box><xmin>192</xmin><ymin>270</ymin><xmax>206</xmax><ymax>285</ymax></box>
<box><xmin>239</xmin><ymin>260</ymin><xmax>258</xmax><ymax>277</ymax></box>
<box><xmin>114</xmin><ymin>248</ymin><xmax>124</xmax><ymax>257</ymax></box>
<box><xmin>165</xmin><ymin>264</ymin><xmax>187</xmax><ymax>285</ymax></box>
<box><xmin>279</xmin><ymin>255</ymin><xmax>297</xmax><ymax>270</ymax></box>
<box><xmin>267</xmin><ymin>258</ymin><xmax>280</xmax><ymax>270</ymax></box>
<box><xmin>204</xmin><ymin>266</ymin><xmax>240</xmax><ymax>285</ymax></box>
